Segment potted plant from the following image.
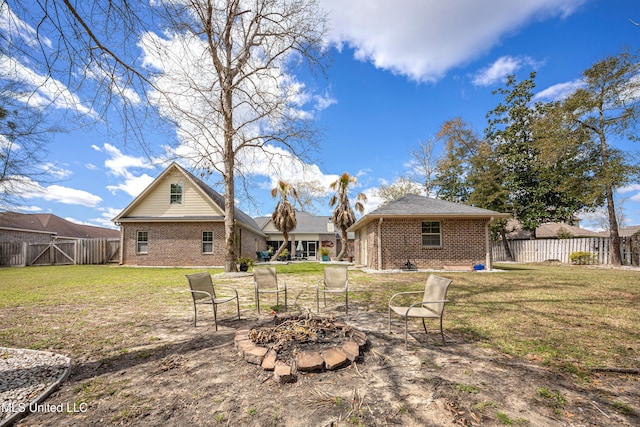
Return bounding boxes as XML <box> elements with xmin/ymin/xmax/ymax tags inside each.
<box><xmin>238</xmin><ymin>256</ymin><xmax>254</xmax><ymax>272</ymax></box>
<box><xmin>277</xmin><ymin>248</ymin><xmax>289</xmax><ymax>261</ymax></box>
<box><xmin>320</xmin><ymin>247</ymin><xmax>330</xmax><ymax>261</ymax></box>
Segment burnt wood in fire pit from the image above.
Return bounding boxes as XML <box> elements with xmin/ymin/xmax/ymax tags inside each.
<box><xmin>234</xmin><ymin>312</ymin><xmax>368</xmax><ymax>382</ymax></box>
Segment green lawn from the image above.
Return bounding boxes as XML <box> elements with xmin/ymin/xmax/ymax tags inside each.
<box><xmin>0</xmin><ymin>262</ymin><xmax>638</xmax><ymax>375</ymax></box>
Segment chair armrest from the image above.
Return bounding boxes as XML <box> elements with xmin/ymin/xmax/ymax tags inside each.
<box><xmin>407</xmin><ymin>299</ymin><xmax>449</xmax><ymax>313</ymax></box>
<box><xmin>388</xmin><ymin>290</ymin><xmax>422</xmax><ymax>306</ymax></box>
<box><xmin>190</xmin><ymin>290</ymin><xmax>213</xmax><ymax>299</ymax></box>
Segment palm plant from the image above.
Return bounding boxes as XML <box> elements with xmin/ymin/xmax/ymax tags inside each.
<box><xmin>270</xmin><ymin>180</ymin><xmax>299</xmax><ymax>260</ymax></box>
<box><xmin>329</xmin><ymin>172</ymin><xmax>367</xmax><ymax>260</ymax></box>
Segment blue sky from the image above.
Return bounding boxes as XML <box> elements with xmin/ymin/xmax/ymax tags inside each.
<box><xmin>2</xmin><ymin>0</ymin><xmax>640</xmax><ymax>230</ymax></box>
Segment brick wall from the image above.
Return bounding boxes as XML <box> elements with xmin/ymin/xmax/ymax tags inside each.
<box><xmin>355</xmin><ymin>218</ymin><xmax>489</xmax><ymax>270</ymax></box>
<box><xmin>121</xmin><ymin>222</ymin><xmax>264</xmax><ymax>266</ymax></box>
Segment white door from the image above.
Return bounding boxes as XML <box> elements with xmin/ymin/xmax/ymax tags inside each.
<box><xmin>308</xmin><ymin>241</ymin><xmax>317</xmax><ymax>260</ymax></box>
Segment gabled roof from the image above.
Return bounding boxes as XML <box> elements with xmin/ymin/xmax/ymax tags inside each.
<box><xmin>0</xmin><ymin>211</ymin><xmax>119</xmax><ymax>238</ymax></box>
<box><xmin>256</xmin><ymin>211</ymin><xmax>334</xmax><ymax>234</ymax></box>
<box><xmin>617</xmin><ymin>225</ymin><xmax>640</xmax><ymax>237</ymax></box>
<box><xmin>348</xmin><ymin>194</ymin><xmax>508</xmax><ymax>231</ymax></box>
<box><xmin>113</xmin><ymin>162</ymin><xmax>265</xmax><ymax>236</ymax></box>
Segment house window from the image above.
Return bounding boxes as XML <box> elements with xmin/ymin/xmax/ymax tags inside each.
<box><xmin>202</xmin><ymin>231</ymin><xmax>213</xmax><ymax>254</ymax></box>
<box><xmin>137</xmin><ymin>231</ymin><xmax>148</xmax><ymax>254</ymax></box>
<box><xmin>421</xmin><ymin>221</ymin><xmax>441</xmax><ymax>247</ymax></box>
<box><xmin>170</xmin><ymin>183</ymin><xmax>183</xmax><ymax>204</ymax></box>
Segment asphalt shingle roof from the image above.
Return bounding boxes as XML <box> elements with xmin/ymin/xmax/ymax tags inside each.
<box><xmin>367</xmin><ymin>194</ymin><xmax>506</xmax><ymax>217</ymax></box>
<box><xmin>0</xmin><ymin>211</ymin><xmax>119</xmax><ymax>238</ymax></box>
<box><xmin>349</xmin><ymin>194</ymin><xmax>508</xmax><ymax>231</ymax></box>
<box><xmin>255</xmin><ymin>211</ymin><xmax>333</xmax><ymax>234</ymax></box>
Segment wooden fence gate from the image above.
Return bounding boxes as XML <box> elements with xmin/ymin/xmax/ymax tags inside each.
<box><xmin>0</xmin><ymin>238</ymin><xmax>120</xmax><ymax>267</ymax></box>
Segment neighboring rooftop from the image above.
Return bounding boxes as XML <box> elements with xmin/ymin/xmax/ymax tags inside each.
<box><xmin>505</xmin><ymin>219</ymin><xmax>611</xmax><ymax>240</ymax></box>
<box><xmin>255</xmin><ymin>211</ymin><xmax>334</xmax><ymax>234</ymax></box>
<box><xmin>618</xmin><ymin>225</ymin><xmax>640</xmax><ymax>237</ymax></box>
<box><xmin>0</xmin><ymin>211</ymin><xmax>119</xmax><ymax>239</ymax></box>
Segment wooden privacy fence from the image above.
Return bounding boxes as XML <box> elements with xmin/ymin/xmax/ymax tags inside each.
<box><xmin>492</xmin><ymin>236</ymin><xmax>640</xmax><ymax>266</ymax></box>
<box><xmin>0</xmin><ymin>238</ymin><xmax>120</xmax><ymax>267</ymax></box>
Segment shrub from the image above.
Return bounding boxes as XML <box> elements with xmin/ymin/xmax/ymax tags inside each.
<box><xmin>556</xmin><ymin>227</ymin><xmax>574</xmax><ymax>239</ymax></box>
<box><xmin>569</xmin><ymin>251</ymin><xmax>597</xmax><ymax>265</ymax></box>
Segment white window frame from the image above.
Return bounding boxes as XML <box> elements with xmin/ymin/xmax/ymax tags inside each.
<box><xmin>170</xmin><ymin>183</ymin><xmax>183</xmax><ymax>205</ymax></box>
<box><xmin>137</xmin><ymin>231</ymin><xmax>148</xmax><ymax>254</ymax></box>
<box><xmin>421</xmin><ymin>221</ymin><xmax>441</xmax><ymax>247</ymax></box>
<box><xmin>202</xmin><ymin>231</ymin><xmax>213</xmax><ymax>254</ymax></box>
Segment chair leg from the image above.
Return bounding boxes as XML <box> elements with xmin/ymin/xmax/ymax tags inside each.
<box><xmin>440</xmin><ymin>316</ymin><xmax>445</xmax><ymax>344</ymax></box>
<box><xmin>422</xmin><ymin>318</ymin><xmax>428</xmax><ymax>334</ymax></box>
<box><xmin>316</xmin><ymin>288</ymin><xmax>320</xmax><ymax>313</ymax></box>
<box><xmin>235</xmin><ymin>297</ymin><xmax>240</xmax><ymax>320</ymax></box>
<box><xmin>404</xmin><ymin>317</ymin><xmax>408</xmax><ymax>350</ymax></box>
<box><xmin>193</xmin><ymin>303</ymin><xmax>197</xmax><ymax>327</ymax></box>
<box><xmin>345</xmin><ymin>291</ymin><xmax>348</xmax><ymax>314</ymax></box>
<box><xmin>212</xmin><ymin>303</ymin><xmax>218</xmax><ymax>332</ymax></box>
<box><xmin>284</xmin><ymin>290</ymin><xmax>287</xmax><ymax>312</ymax></box>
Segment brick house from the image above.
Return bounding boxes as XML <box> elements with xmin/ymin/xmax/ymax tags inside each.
<box><xmin>347</xmin><ymin>194</ymin><xmax>509</xmax><ymax>270</ymax></box>
<box><xmin>113</xmin><ymin>162</ymin><xmax>266</xmax><ymax>267</ymax></box>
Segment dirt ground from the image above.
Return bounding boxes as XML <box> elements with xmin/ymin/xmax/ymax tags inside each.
<box><xmin>14</xmin><ymin>304</ymin><xmax>638</xmax><ymax>427</ymax></box>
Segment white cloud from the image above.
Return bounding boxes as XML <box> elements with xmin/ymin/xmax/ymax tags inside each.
<box><xmin>534</xmin><ymin>79</ymin><xmax>584</xmax><ymax>101</ymax></box>
<box><xmin>0</xmin><ymin>3</ymin><xmax>51</xmax><ymax>49</ymax></box>
<box><xmin>103</xmin><ymin>143</ymin><xmax>153</xmax><ymax>177</ymax></box>
<box><xmin>9</xmin><ymin>205</ymin><xmax>43</xmax><ymax>213</ymax></box>
<box><xmin>3</xmin><ymin>176</ymin><xmax>103</xmax><ymax>207</ymax></box>
<box><xmin>619</xmin><ymin>184</ymin><xmax>640</xmax><ymax>202</ymax></box>
<box><xmin>314</xmin><ymin>91</ymin><xmax>337</xmax><ymax>111</ymax></box>
<box><xmin>320</xmin><ymin>0</ymin><xmax>585</xmax><ymax>82</ymax></box>
<box><xmin>472</xmin><ymin>56</ymin><xmax>537</xmax><ymax>86</ymax></box>
<box><xmin>0</xmin><ymin>54</ymin><xmax>94</xmax><ymax>115</ymax></box>
<box><xmin>97</xmin><ymin>143</ymin><xmax>155</xmax><ymax>197</ymax></box>
<box><xmin>41</xmin><ymin>162</ymin><xmax>72</xmax><ymax>179</ymax></box>
<box><xmin>106</xmin><ymin>174</ymin><xmax>155</xmax><ymax>198</ymax></box>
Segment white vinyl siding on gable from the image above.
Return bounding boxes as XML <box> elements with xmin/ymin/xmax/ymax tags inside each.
<box><xmin>126</xmin><ymin>170</ymin><xmax>223</xmax><ymax>218</ymax></box>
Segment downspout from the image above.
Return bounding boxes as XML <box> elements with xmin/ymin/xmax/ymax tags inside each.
<box><xmin>118</xmin><ymin>222</ymin><xmax>124</xmax><ymax>265</ymax></box>
<box><xmin>485</xmin><ymin>217</ymin><xmax>492</xmax><ymax>271</ymax></box>
<box><xmin>377</xmin><ymin>217</ymin><xmax>383</xmax><ymax>271</ymax></box>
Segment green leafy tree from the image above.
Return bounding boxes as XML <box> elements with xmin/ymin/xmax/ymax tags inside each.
<box><xmin>485</xmin><ymin>72</ymin><xmax>596</xmax><ymax>236</ymax></box>
<box><xmin>466</xmin><ymin>141</ymin><xmax>514</xmax><ymax>260</ymax></box>
<box><xmin>329</xmin><ymin>172</ymin><xmax>367</xmax><ymax>260</ymax></box>
<box><xmin>433</xmin><ymin>117</ymin><xmax>480</xmax><ymax>203</ymax></box>
<box><xmin>559</xmin><ymin>49</ymin><xmax>640</xmax><ymax>265</ymax></box>
<box><xmin>270</xmin><ymin>181</ymin><xmax>299</xmax><ymax>260</ymax></box>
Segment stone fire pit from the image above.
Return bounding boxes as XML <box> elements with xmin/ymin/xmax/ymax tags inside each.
<box><xmin>234</xmin><ymin>313</ymin><xmax>368</xmax><ymax>383</ymax></box>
